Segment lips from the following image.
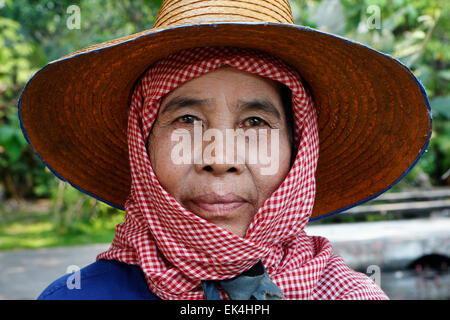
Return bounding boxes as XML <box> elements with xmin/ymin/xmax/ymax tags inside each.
<box><xmin>189</xmin><ymin>193</ymin><xmax>248</xmax><ymax>216</ymax></box>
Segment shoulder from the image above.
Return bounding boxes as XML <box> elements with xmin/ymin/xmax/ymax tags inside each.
<box><xmin>37</xmin><ymin>259</ymin><xmax>160</xmax><ymax>300</ymax></box>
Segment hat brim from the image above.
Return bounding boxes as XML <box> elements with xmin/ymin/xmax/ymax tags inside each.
<box><xmin>18</xmin><ymin>22</ymin><xmax>432</xmax><ymax>219</ymax></box>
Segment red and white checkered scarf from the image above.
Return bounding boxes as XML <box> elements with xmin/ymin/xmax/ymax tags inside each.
<box><xmin>97</xmin><ymin>46</ymin><xmax>388</xmax><ymax>300</ymax></box>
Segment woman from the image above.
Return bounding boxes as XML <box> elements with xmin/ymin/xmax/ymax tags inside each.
<box><xmin>19</xmin><ymin>1</ymin><xmax>431</xmax><ymax>300</ymax></box>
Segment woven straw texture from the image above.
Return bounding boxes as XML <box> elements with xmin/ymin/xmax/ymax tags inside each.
<box><xmin>97</xmin><ymin>46</ymin><xmax>388</xmax><ymax>300</ymax></box>
<box><xmin>18</xmin><ymin>0</ymin><xmax>431</xmax><ymax>219</ymax></box>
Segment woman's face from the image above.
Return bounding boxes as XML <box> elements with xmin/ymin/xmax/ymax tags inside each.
<box><xmin>147</xmin><ymin>66</ymin><xmax>293</xmax><ymax>237</ymax></box>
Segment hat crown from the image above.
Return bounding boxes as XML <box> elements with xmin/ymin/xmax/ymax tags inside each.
<box><xmin>153</xmin><ymin>0</ymin><xmax>295</xmax><ymax>28</ymax></box>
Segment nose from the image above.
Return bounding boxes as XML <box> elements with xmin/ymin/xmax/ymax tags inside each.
<box><xmin>194</xmin><ymin>133</ymin><xmax>245</xmax><ymax>176</ymax></box>
<box><xmin>195</xmin><ymin>161</ymin><xmax>244</xmax><ymax>176</ymax></box>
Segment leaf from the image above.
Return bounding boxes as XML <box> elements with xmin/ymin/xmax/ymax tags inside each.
<box><xmin>0</xmin><ymin>125</ymin><xmax>16</xmax><ymax>144</ymax></box>
<box><xmin>437</xmin><ymin>70</ymin><xmax>450</xmax><ymax>81</ymax></box>
<box><xmin>2</xmin><ymin>136</ymin><xmax>23</xmax><ymax>162</ymax></box>
<box><xmin>311</xmin><ymin>0</ymin><xmax>346</xmax><ymax>34</ymax></box>
<box><xmin>430</xmin><ymin>96</ymin><xmax>450</xmax><ymax>120</ymax></box>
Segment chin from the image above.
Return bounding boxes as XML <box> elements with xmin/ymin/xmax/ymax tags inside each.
<box><xmin>209</xmin><ymin>221</ymin><xmax>249</xmax><ymax>238</ymax></box>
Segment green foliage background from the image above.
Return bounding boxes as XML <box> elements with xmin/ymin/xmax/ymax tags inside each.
<box><xmin>0</xmin><ymin>0</ymin><xmax>448</xmax><ymax>248</ymax></box>
<box><xmin>290</xmin><ymin>0</ymin><xmax>450</xmax><ymax>187</ymax></box>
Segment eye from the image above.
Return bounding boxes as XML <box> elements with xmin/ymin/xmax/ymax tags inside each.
<box><xmin>175</xmin><ymin>114</ymin><xmax>199</xmax><ymax>124</ymax></box>
<box><xmin>243</xmin><ymin>117</ymin><xmax>269</xmax><ymax>127</ymax></box>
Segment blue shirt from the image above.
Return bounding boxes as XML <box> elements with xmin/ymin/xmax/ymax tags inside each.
<box><xmin>37</xmin><ymin>259</ymin><xmax>161</xmax><ymax>300</ymax></box>
<box><xmin>38</xmin><ymin>259</ymin><xmax>283</xmax><ymax>300</ymax></box>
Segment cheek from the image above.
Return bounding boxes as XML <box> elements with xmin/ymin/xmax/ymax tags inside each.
<box><xmin>147</xmin><ymin>127</ymin><xmax>191</xmax><ymax>195</ymax></box>
<box><xmin>247</xmin><ymin>130</ymin><xmax>292</xmax><ymax>203</ymax></box>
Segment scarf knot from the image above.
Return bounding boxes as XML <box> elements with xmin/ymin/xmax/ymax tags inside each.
<box><xmin>202</xmin><ymin>261</ymin><xmax>284</xmax><ymax>300</ymax></box>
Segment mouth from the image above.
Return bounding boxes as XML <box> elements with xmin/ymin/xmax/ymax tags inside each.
<box><xmin>187</xmin><ymin>193</ymin><xmax>249</xmax><ymax>218</ymax></box>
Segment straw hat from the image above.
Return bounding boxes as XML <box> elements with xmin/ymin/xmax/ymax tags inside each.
<box><xmin>18</xmin><ymin>0</ymin><xmax>432</xmax><ymax>219</ymax></box>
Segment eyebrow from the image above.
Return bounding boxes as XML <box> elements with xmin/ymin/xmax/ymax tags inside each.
<box><xmin>238</xmin><ymin>99</ymin><xmax>281</xmax><ymax>119</ymax></box>
<box><xmin>161</xmin><ymin>95</ymin><xmax>281</xmax><ymax>119</ymax></box>
<box><xmin>161</xmin><ymin>96</ymin><xmax>211</xmax><ymax>114</ymax></box>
